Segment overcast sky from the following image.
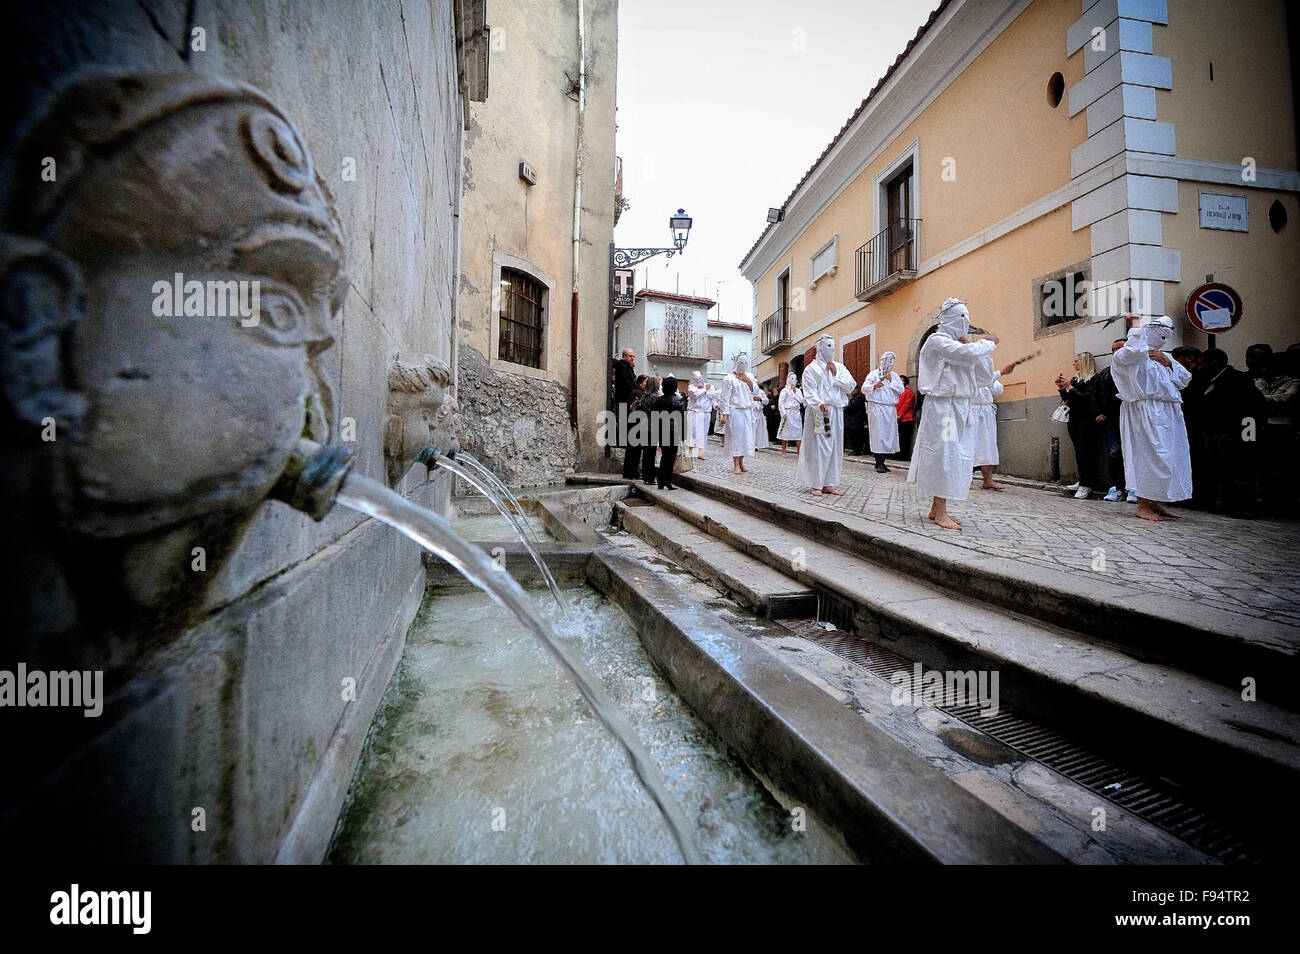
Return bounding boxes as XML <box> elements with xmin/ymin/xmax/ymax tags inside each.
<box><xmin>614</xmin><ymin>0</ymin><xmax>939</xmax><ymax>328</ymax></box>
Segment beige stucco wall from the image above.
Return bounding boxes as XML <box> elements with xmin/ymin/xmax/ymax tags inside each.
<box><xmin>457</xmin><ymin>0</ymin><xmax>617</xmax><ymax>483</ymax></box>
<box><xmin>1162</xmin><ymin>182</ymin><xmax>1300</xmax><ymax>360</ymax></box>
<box><xmin>1156</xmin><ymin>0</ymin><xmax>1297</xmax><ymax>170</ymax></box>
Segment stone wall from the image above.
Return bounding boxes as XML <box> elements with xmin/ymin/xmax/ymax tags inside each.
<box><xmin>456</xmin><ymin>344</ymin><xmax>576</xmax><ymax>486</ymax></box>
<box><xmin>1</xmin><ymin>0</ymin><xmax>467</xmax><ymax>862</ymax></box>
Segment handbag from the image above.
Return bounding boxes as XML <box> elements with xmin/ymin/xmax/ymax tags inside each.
<box><xmin>673</xmin><ymin>453</ymin><xmax>694</xmax><ymax>474</ymax></box>
<box><xmin>1051</xmin><ymin>402</ymin><xmax>1070</xmax><ymax>424</ymax></box>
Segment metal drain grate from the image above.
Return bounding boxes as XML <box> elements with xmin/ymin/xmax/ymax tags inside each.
<box><xmin>792</xmin><ymin>622</ymin><xmax>1267</xmax><ymax>864</ymax></box>
<box><xmin>814</xmin><ymin>587</ymin><xmax>856</xmax><ymax>632</ymax></box>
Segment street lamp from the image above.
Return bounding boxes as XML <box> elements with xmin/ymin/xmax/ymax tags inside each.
<box><xmin>612</xmin><ymin>207</ymin><xmax>692</xmax><ymax>268</ymax></box>
<box><xmin>669</xmin><ymin>208</ymin><xmax>692</xmax><ymax>253</ymax></box>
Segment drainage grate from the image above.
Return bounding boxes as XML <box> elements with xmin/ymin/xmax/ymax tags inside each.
<box><xmin>769</xmin><ymin>593</ymin><xmax>817</xmax><ymax>619</ymax></box>
<box><xmin>790</xmin><ymin>622</ymin><xmax>1267</xmax><ymax>864</ymax></box>
<box><xmin>814</xmin><ymin>587</ymin><xmax>856</xmax><ymax>632</ymax></box>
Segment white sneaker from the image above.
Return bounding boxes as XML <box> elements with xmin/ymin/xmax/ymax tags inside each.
<box><xmin>1103</xmin><ymin>487</ymin><xmax>1122</xmax><ymax>501</ymax></box>
<box><xmin>1074</xmin><ymin>486</ymin><xmax>1092</xmax><ymax>499</ymax></box>
<box><xmin>1126</xmin><ymin>489</ymin><xmax>1137</xmax><ymax>503</ymax></box>
<box><xmin>1065</xmin><ymin>481</ymin><xmax>1080</xmax><ymax>492</ymax></box>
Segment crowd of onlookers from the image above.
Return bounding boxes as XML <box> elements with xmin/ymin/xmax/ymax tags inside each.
<box><xmin>1056</xmin><ymin>338</ymin><xmax>1300</xmax><ymax>518</ymax></box>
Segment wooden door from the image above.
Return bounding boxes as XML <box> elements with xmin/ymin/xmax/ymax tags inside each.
<box><xmin>844</xmin><ymin>335</ymin><xmax>872</xmax><ymax>388</ymax></box>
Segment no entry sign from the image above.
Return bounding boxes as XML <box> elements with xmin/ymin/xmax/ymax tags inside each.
<box><xmin>1185</xmin><ymin>282</ymin><xmax>1243</xmax><ymax>334</ymax></box>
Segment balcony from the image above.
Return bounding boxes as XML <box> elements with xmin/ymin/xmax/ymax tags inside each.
<box><xmin>855</xmin><ymin>218</ymin><xmax>920</xmax><ymax>302</ymax></box>
<box><xmin>760</xmin><ymin>306</ymin><xmax>791</xmax><ymax>355</ymax></box>
<box><xmin>646</xmin><ymin>327</ymin><xmax>709</xmax><ymax>361</ymax></box>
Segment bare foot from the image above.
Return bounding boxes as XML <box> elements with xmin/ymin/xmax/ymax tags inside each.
<box><xmin>1135</xmin><ymin>505</ymin><xmax>1164</xmax><ymax>522</ymax></box>
<box><xmin>932</xmin><ymin>514</ymin><xmax>962</xmax><ymax>530</ymax></box>
<box><xmin>811</xmin><ymin>489</ymin><xmax>823</xmax><ymax>497</ymax></box>
<box><xmin>1153</xmin><ymin>503</ymin><xmax>1180</xmax><ymax>519</ymax></box>
<box><xmin>732</xmin><ymin>467</ymin><xmax>743</xmax><ymax>475</ymax></box>
<box><xmin>740</xmin><ymin>464</ymin><xmax>749</xmax><ymax>473</ymax></box>
<box><xmin>982</xmin><ymin>481</ymin><xmax>1005</xmax><ymax>491</ymax></box>
<box><xmin>823</xmin><ymin>487</ymin><xmax>843</xmax><ymax>496</ymax></box>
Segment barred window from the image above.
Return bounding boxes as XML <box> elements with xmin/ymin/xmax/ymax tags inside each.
<box><xmin>498</xmin><ymin>268</ymin><xmax>546</xmax><ymax>368</ymax></box>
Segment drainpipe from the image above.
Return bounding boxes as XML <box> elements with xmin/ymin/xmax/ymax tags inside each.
<box><xmin>569</xmin><ymin>0</ymin><xmax>586</xmax><ymax>430</ymax></box>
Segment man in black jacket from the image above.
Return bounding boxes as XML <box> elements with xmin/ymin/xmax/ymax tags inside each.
<box><xmin>844</xmin><ymin>387</ymin><xmax>867</xmax><ymax>455</ymax></box>
<box><xmin>1092</xmin><ymin>337</ymin><xmax>1129</xmax><ymax>501</ymax></box>
<box><xmin>652</xmin><ymin>376</ymin><xmax>686</xmax><ymax>489</ymax></box>
<box><xmin>612</xmin><ymin>348</ymin><xmax>638</xmax><ymax>467</ymax></box>
<box><xmin>1199</xmin><ymin>348</ymin><xmax>1266</xmax><ymax>517</ymax></box>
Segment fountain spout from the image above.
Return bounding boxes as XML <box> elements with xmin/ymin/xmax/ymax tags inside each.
<box><xmin>417</xmin><ymin>444</ymin><xmax>455</xmax><ymax>468</ymax></box>
<box><xmin>270</xmin><ymin>438</ymin><xmax>356</xmax><ymax>521</ymax></box>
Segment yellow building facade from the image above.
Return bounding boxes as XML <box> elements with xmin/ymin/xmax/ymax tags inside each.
<box><xmin>740</xmin><ymin>0</ymin><xmax>1299</xmax><ymax>480</ymax></box>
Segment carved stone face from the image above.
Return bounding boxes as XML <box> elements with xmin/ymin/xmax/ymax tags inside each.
<box><xmin>384</xmin><ymin>353</ymin><xmax>453</xmax><ymax>486</ymax></box>
<box><xmin>1</xmin><ymin>73</ymin><xmax>347</xmax><ymax>637</ymax></box>
<box><xmin>3</xmin><ymin>74</ymin><xmax>345</xmax><ymax>538</ymax></box>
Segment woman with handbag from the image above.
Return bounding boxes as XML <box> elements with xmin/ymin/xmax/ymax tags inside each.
<box><xmin>1056</xmin><ymin>352</ymin><xmax>1102</xmax><ymax>499</ymax></box>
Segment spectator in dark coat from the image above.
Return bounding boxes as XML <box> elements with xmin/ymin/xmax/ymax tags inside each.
<box><xmin>1172</xmin><ymin>346</ymin><xmax>1211</xmax><ymax>509</ymax></box>
<box><xmin>652</xmin><ymin>375</ymin><xmax>686</xmax><ymax>489</ymax></box>
<box><xmin>1200</xmin><ymin>348</ymin><xmax>1266</xmax><ymax>517</ymax></box>
<box><xmin>1056</xmin><ymin>352</ymin><xmax>1102</xmax><ymax>499</ymax></box>
<box><xmin>1091</xmin><ymin>338</ymin><xmax>1130</xmax><ymax>501</ymax></box>
<box><xmin>765</xmin><ymin>388</ymin><xmax>782</xmax><ymax>442</ymax></box>
<box><xmin>620</xmin><ymin>374</ymin><xmax>649</xmax><ymax>479</ymax></box>
<box><xmin>844</xmin><ymin>387</ymin><xmax>867</xmax><ymax>455</ymax></box>
<box><xmin>640</xmin><ymin>376</ymin><xmax>661</xmax><ymax>484</ymax></box>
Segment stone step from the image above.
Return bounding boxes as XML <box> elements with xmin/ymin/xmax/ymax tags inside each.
<box><xmin>615</xmin><ymin>500</ymin><xmax>815</xmax><ymax>618</ymax></box>
<box><xmin>674</xmin><ymin>470</ymin><xmax>1300</xmax><ymax>707</ymax></box>
<box><xmin>626</xmin><ymin>483</ymin><xmax>1300</xmax><ymax>833</ymax></box>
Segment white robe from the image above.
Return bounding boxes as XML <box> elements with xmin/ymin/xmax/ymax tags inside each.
<box><xmin>720</xmin><ymin>372</ymin><xmax>763</xmax><ymax>458</ymax></box>
<box><xmin>797</xmin><ymin>357</ymin><xmax>856</xmax><ymax>489</ymax></box>
<box><xmin>907</xmin><ymin>334</ymin><xmax>997</xmax><ymax>500</ymax></box>
<box><xmin>753</xmin><ymin>393</ymin><xmax>770</xmax><ymax>450</ymax></box>
<box><xmin>1112</xmin><ymin>340</ymin><xmax>1193</xmax><ymax>502</ymax></box>
<box><xmin>776</xmin><ymin>386</ymin><xmax>804</xmax><ymax>440</ymax></box>
<box><xmin>970</xmin><ymin>356</ymin><xmax>1003</xmax><ymax>467</ymax></box>
<box><xmin>686</xmin><ymin>382</ymin><xmax>716</xmax><ymax>452</ymax></box>
<box><xmin>863</xmin><ymin>369</ymin><xmax>904</xmax><ymax>454</ymax></box>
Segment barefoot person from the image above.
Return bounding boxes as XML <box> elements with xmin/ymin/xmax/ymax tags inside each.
<box><xmin>720</xmin><ymin>352</ymin><xmax>764</xmax><ymax>474</ymax></box>
<box><xmin>863</xmin><ymin>351</ymin><xmax>904</xmax><ymax>472</ymax></box>
<box><xmin>1111</xmin><ymin>316</ymin><xmax>1194</xmax><ymax>521</ymax></box>
<box><xmin>971</xmin><ymin>346</ymin><xmax>1016</xmax><ymax>490</ymax></box>
<box><xmin>907</xmin><ymin>298</ymin><xmax>999</xmax><ymax>530</ymax></box>
<box><xmin>776</xmin><ymin>372</ymin><xmax>804</xmax><ymax>456</ymax></box>
<box><xmin>797</xmin><ymin>334</ymin><xmax>856</xmax><ymax>496</ymax></box>
<box><xmin>685</xmin><ymin>371</ymin><xmax>716</xmax><ymax>460</ymax></box>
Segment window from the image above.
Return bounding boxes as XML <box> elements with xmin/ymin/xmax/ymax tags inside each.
<box><xmin>707</xmin><ymin>335</ymin><xmax>723</xmax><ymax>361</ymax></box>
<box><xmin>498</xmin><ymin>267</ymin><xmax>546</xmax><ymax>368</ymax></box>
<box><xmin>1031</xmin><ymin>260</ymin><xmax>1092</xmax><ymax>339</ymax></box>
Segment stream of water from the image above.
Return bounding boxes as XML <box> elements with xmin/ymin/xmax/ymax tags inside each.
<box><xmin>334</xmin><ymin>472</ymin><xmax>701</xmax><ymax>864</ymax></box>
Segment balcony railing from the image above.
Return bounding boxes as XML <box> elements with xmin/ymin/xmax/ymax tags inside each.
<box><xmin>646</xmin><ymin>327</ymin><xmax>708</xmax><ymax>360</ymax></box>
<box><xmin>760</xmin><ymin>306</ymin><xmax>792</xmax><ymax>355</ymax></box>
<box><xmin>855</xmin><ymin>218</ymin><xmax>921</xmax><ymax>301</ymax></box>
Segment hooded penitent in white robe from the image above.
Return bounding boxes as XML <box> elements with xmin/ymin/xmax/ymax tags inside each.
<box><xmin>1112</xmin><ymin>320</ymin><xmax>1193</xmax><ymax>502</ymax></box>
<box><xmin>776</xmin><ymin>373</ymin><xmax>804</xmax><ymax>441</ymax></box>
<box><xmin>907</xmin><ymin>299</ymin><xmax>997</xmax><ymax>500</ymax></box>
<box><xmin>686</xmin><ymin>372</ymin><xmax>716</xmax><ymax>455</ymax></box>
<box><xmin>970</xmin><ymin>352</ymin><xmax>1003</xmax><ymax>467</ymax></box>
<box><xmin>864</xmin><ymin>352</ymin><xmax>904</xmax><ymax>454</ymax></box>
<box><xmin>753</xmin><ymin>390</ymin><xmax>770</xmax><ymax>451</ymax></box>
<box><xmin>720</xmin><ymin>354</ymin><xmax>763</xmax><ymax>458</ymax></box>
<box><xmin>797</xmin><ymin>335</ymin><xmax>856</xmax><ymax>489</ymax></box>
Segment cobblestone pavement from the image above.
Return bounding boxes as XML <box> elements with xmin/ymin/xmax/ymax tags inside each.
<box><xmin>685</xmin><ymin>439</ymin><xmax>1300</xmax><ymax>628</ymax></box>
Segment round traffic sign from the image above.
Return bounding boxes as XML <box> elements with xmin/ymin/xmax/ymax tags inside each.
<box><xmin>1184</xmin><ymin>282</ymin><xmax>1242</xmax><ymax>334</ymax></box>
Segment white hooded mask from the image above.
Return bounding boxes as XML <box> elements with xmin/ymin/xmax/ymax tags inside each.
<box><xmin>733</xmin><ymin>352</ymin><xmax>750</xmax><ymax>373</ymax></box>
<box><xmin>937</xmin><ymin>298</ymin><xmax>969</xmax><ymax>339</ymax></box>
<box><xmin>692</xmin><ymin>371</ymin><xmax>704</xmax><ymax>385</ymax></box>
<box><xmin>880</xmin><ymin>351</ymin><xmax>896</xmax><ymax>374</ymax></box>
<box><xmin>815</xmin><ymin>335</ymin><xmax>835</xmax><ymax>363</ymax></box>
<box><xmin>785</xmin><ymin>373</ymin><xmax>798</xmax><ymax>390</ymax></box>
<box><xmin>1143</xmin><ymin>316</ymin><xmax>1174</xmax><ymax>350</ymax></box>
